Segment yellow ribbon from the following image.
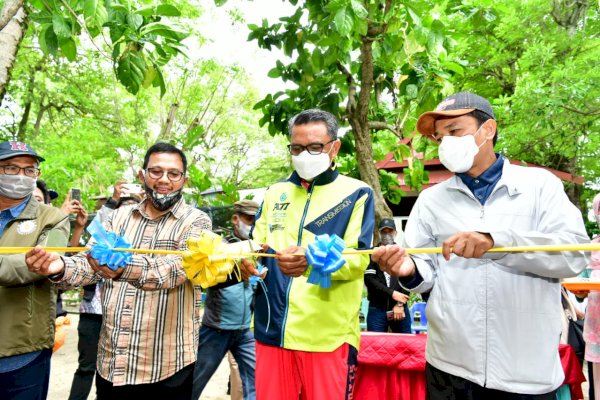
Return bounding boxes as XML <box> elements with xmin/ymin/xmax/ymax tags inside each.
<box><xmin>182</xmin><ymin>231</ymin><xmax>237</xmax><ymax>288</ymax></box>
<box><xmin>6</xmin><ymin>241</ymin><xmax>600</xmax><ymax>289</ymax></box>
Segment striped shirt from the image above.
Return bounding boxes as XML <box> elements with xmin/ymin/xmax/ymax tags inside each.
<box><xmin>56</xmin><ymin>198</ymin><xmax>211</xmax><ymax>386</ymax></box>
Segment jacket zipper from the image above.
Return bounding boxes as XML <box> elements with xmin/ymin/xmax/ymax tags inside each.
<box><xmin>458</xmin><ymin>185</ymin><xmax>490</xmax><ymax>385</ymax></box>
<box><xmin>481</xmin><ymin>203</ymin><xmax>488</xmax><ymax>386</ymax></box>
<box><xmin>280</xmin><ymin>182</ymin><xmax>315</xmax><ymax>347</ymax></box>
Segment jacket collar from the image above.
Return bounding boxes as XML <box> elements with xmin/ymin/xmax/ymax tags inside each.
<box><xmin>288</xmin><ymin>166</ymin><xmax>339</xmax><ymax>187</ymax></box>
<box><xmin>15</xmin><ymin>196</ymin><xmax>40</xmax><ymax>220</ymax></box>
<box><xmin>448</xmin><ymin>157</ymin><xmax>521</xmax><ymax>198</ymax></box>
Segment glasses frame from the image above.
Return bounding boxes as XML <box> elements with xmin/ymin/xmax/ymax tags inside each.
<box><xmin>0</xmin><ymin>164</ymin><xmax>40</xmax><ymax>177</ymax></box>
<box><xmin>145</xmin><ymin>168</ymin><xmax>185</xmax><ymax>182</ymax></box>
<box><xmin>287</xmin><ymin>139</ymin><xmax>336</xmax><ymax>156</ymax></box>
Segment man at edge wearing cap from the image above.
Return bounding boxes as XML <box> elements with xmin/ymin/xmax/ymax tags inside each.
<box><xmin>0</xmin><ymin>141</ymin><xmax>70</xmax><ymax>399</ymax></box>
<box><xmin>364</xmin><ymin>218</ymin><xmax>411</xmax><ymax>333</ymax></box>
<box><xmin>373</xmin><ymin>92</ymin><xmax>589</xmax><ymax>398</ymax></box>
<box><xmin>192</xmin><ymin>199</ymin><xmax>259</xmax><ymax>400</ymax></box>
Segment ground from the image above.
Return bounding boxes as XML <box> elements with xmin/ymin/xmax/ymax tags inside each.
<box><xmin>48</xmin><ymin>311</ymin><xmax>231</xmax><ymax>400</ymax></box>
<box><xmin>48</xmin><ymin>309</ymin><xmax>591</xmax><ymax>400</ymax></box>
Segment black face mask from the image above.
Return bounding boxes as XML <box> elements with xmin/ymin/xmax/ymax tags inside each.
<box><xmin>144</xmin><ymin>184</ymin><xmax>182</xmax><ymax>211</ymax></box>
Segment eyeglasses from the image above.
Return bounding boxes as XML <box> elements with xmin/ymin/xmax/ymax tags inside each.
<box><xmin>145</xmin><ymin>168</ymin><xmax>185</xmax><ymax>182</ymax></box>
<box><xmin>0</xmin><ymin>164</ymin><xmax>40</xmax><ymax>177</ymax></box>
<box><xmin>287</xmin><ymin>139</ymin><xmax>336</xmax><ymax>156</ymax></box>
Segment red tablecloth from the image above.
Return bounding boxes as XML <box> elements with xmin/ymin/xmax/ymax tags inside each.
<box><xmin>354</xmin><ymin>333</ymin><xmax>586</xmax><ymax>400</ymax></box>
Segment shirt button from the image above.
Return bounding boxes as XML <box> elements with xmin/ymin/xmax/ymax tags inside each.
<box><xmin>124</xmin><ymin>304</ymin><xmax>131</xmax><ymax>310</ymax></box>
<box><xmin>474</xmin><ymin>179</ymin><xmax>480</xmax><ymax>184</ymax></box>
<box><xmin>477</xmin><ymin>195</ymin><xmax>483</xmax><ymax>199</ymax></box>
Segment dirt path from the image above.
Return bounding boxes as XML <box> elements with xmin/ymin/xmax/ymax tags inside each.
<box><xmin>48</xmin><ymin>312</ymin><xmax>231</xmax><ymax>400</ymax></box>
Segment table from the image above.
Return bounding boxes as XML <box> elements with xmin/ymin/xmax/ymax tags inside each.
<box><xmin>354</xmin><ymin>333</ymin><xmax>586</xmax><ymax>400</ymax></box>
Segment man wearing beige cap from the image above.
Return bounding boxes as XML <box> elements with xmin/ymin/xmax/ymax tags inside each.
<box><xmin>192</xmin><ymin>199</ymin><xmax>260</xmax><ymax>400</ymax></box>
<box><xmin>373</xmin><ymin>92</ymin><xmax>589</xmax><ymax>398</ymax></box>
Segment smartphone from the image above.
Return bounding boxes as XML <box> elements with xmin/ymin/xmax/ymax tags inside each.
<box><xmin>121</xmin><ymin>183</ymin><xmax>142</xmax><ymax>196</ymax></box>
<box><xmin>70</xmin><ymin>188</ymin><xmax>81</xmax><ymax>202</ymax></box>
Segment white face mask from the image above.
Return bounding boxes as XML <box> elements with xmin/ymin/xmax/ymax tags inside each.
<box><xmin>438</xmin><ymin>124</ymin><xmax>487</xmax><ymax>173</ymax></box>
<box><xmin>0</xmin><ymin>174</ymin><xmax>36</xmax><ymax>199</ymax></box>
<box><xmin>236</xmin><ymin>220</ymin><xmax>251</xmax><ymax>240</ymax></box>
<box><xmin>380</xmin><ymin>233</ymin><xmax>395</xmax><ymax>245</ymax></box>
<box><xmin>291</xmin><ymin>150</ymin><xmax>332</xmax><ymax>181</ymax></box>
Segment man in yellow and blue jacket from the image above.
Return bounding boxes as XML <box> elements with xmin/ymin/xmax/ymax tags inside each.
<box><xmin>245</xmin><ymin>109</ymin><xmax>375</xmax><ymax>400</ymax></box>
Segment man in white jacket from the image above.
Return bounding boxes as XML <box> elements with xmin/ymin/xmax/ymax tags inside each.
<box><xmin>373</xmin><ymin>91</ymin><xmax>589</xmax><ymax>399</ymax></box>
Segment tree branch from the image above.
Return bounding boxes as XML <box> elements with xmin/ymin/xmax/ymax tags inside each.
<box><xmin>368</xmin><ymin>121</ymin><xmax>398</xmax><ymax>134</ymax></box>
<box><xmin>561</xmin><ymin>105</ymin><xmax>600</xmax><ymax>116</ymax></box>
<box><xmin>336</xmin><ymin>61</ymin><xmax>356</xmax><ymax>113</ymax></box>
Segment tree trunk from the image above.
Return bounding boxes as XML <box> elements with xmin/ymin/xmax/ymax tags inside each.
<box><xmin>564</xmin><ymin>155</ymin><xmax>582</xmax><ymax>210</ymax></box>
<box><xmin>0</xmin><ymin>1</ymin><xmax>27</xmax><ymax>106</ymax></box>
<box><xmin>350</xmin><ymin>35</ymin><xmax>393</xmax><ymax>224</ymax></box>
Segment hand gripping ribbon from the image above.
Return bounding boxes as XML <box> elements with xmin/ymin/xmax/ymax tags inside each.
<box><xmin>305</xmin><ymin>234</ymin><xmax>346</xmax><ymax>289</ymax></box>
<box><xmin>86</xmin><ymin>218</ymin><xmax>133</xmax><ymax>270</ymax></box>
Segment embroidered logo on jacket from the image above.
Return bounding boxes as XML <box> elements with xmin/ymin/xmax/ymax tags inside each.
<box><xmin>17</xmin><ymin>220</ymin><xmax>37</xmax><ymax>235</ymax></box>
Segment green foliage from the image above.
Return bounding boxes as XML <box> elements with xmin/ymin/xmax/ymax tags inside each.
<box><xmin>247</xmin><ymin>0</ymin><xmax>462</xmax><ymax>213</ymax></box>
<box><xmin>28</xmin><ymin>0</ymin><xmax>189</xmax><ymax>96</ymax></box>
<box><xmin>445</xmin><ymin>0</ymin><xmax>599</xmax><ymax>208</ymax></box>
<box><xmin>379</xmin><ymin>169</ymin><xmax>405</xmax><ymax>205</ymax></box>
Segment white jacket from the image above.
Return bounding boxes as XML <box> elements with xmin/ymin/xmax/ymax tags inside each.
<box><xmin>403</xmin><ymin>160</ymin><xmax>589</xmax><ymax>394</ymax></box>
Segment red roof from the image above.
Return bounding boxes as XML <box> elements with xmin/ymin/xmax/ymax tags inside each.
<box><xmin>377</xmin><ymin>150</ymin><xmax>584</xmax><ymax>193</ymax></box>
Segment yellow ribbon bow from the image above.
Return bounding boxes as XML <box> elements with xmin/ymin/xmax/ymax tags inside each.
<box><xmin>182</xmin><ymin>231</ymin><xmax>236</xmax><ymax>288</ymax></box>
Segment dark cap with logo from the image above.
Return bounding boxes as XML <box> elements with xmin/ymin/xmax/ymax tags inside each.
<box><xmin>233</xmin><ymin>199</ymin><xmax>260</xmax><ymax>216</ymax></box>
<box><xmin>378</xmin><ymin>218</ymin><xmax>396</xmax><ymax>231</ymax></box>
<box><xmin>0</xmin><ymin>141</ymin><xmax>45</xmax><ymax>162</ymax></box>
<box><xmin>416</xmin><ymin>91</ymin><xmax>495</xmax><ymax>136</ymax></box>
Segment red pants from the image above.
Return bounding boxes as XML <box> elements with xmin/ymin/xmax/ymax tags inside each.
<box><xmin>255</xmin><ymin>341</ymin><xmax>357</xmax><ymax>400</ymax></box>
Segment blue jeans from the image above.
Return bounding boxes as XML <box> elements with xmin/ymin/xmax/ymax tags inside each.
<box><xmin>366</xmin><ymin>305</ymin><xmax>411</xmax><ymax>333</ymax></box>
<box><xmin>0</xmin><ymin>348</ymin><xmax>52</xmax><ymax>400</ymax></box>
<box><xmin>192</xmin><ymin>326</ymin><xmax>256</xmax><ymax>400</ymax></box>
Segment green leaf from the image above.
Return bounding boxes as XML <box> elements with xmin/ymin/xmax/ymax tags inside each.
<box><xmin>39</xmin><ymin>25</ymin><xmax>59</xmax><ymax>55</ymax></box>
<box><xmin>403</xmin><ymin>31</ymin><xmax>425</xmax><ymax>56</ymax></box>
<box><xmin>116</xmin><ymin>51</ymin><xmax>146</xmax><ymax>94</ymax></box>
<box><xmin>350</xmin><ymin>0</ymin><xmax>368</xmax><ymax>19</ymax></box>
<box><xmin>334</xmin><ymin>8</ymin><xmax>354</xmax><ymax>36</ymax></box>
<box><xmin>142</xmin><ymin>65</ymin><xmax>157</xmax><ymax>88</ymax></box>
<box><xmin>127</xmin><ymin>13</ymin><xmax>144</xmax><ymax>30</ymax></box>
<box><xmin>267</xmin><ymin>67</ymin><xmax>282</xmax><ymax>78</ymax></box>
<box><xmin>406</xmin><ymin>84</ymin><xmax>418</xmax><ymax>99</ymax></box>
<box><xmin>152</xmin><ymin>68</ymin><xmax>166</xmax><ymax>97</ymax></box>
<box><xmin>139</xmin><ymin>22</ymin><xmax>188</xmax><ymax>41</ymax></box>
<box><xmin>311</xmin><ymin>49</ymin><xmax>324</xmax><ymax>69</ymax></box>
<box><xmin>59</xmin><ymin>37</ymin><xmax>77</xmax><ymax>61</ymax></box>
<box><xmin>83</xmin><ymin>0</ymin><xmax>108</xmax><ymax>27</ymax></box>
<box><xmin>156</xmin><ymin>4</ymin><xmax>181</xmax><ymax>17</ymax></box>
<box><xmin>394</xmin><ymin>144</ymin><xmax>412</xmax><ymax>161</ymax></box>
<box><xmin>52</xmin><ymin>14</ymin><xmax>72</xmax><ymax>39</ymax></box>
<box><xmin>423</xmin><ymin>141</ymin><xmax>438</xmax><ymax>161</ymax></box>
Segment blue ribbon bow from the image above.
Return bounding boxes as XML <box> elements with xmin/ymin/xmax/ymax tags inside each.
<box><xmin>305</xmin><ymin>234</ymin><xmax>346</xmax><ymax>289</ymax></box>
<box><xmin>86</xmin><ymin>218</ymin><xmax>133</xmax><ymax>271</ymax></box>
